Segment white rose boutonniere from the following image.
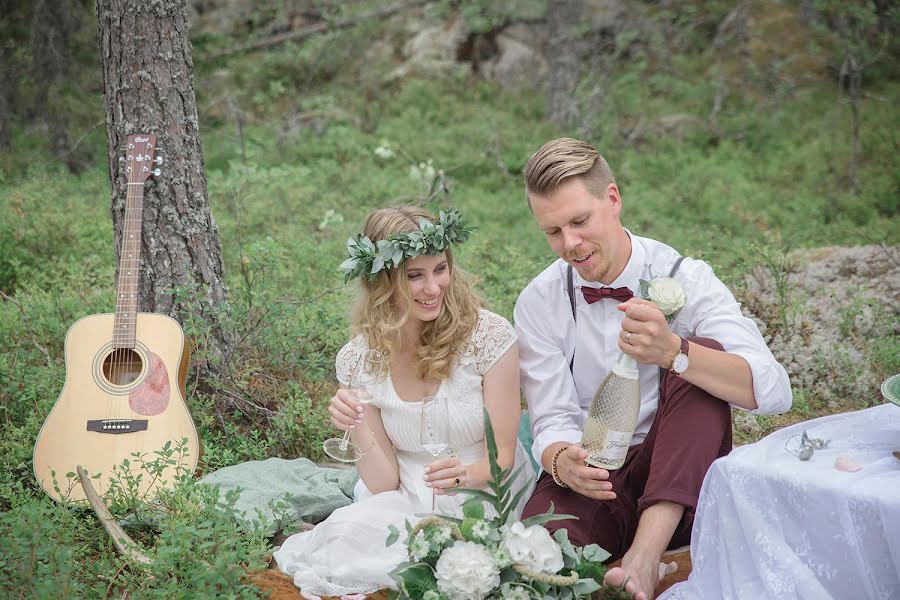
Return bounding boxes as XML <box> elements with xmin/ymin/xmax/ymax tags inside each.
<box><xmin>502</xmin><ymin>522</ymin><xmax>565</xmax><ymax>574</ymax></box>
<box><xmin>434</xmin><ymin>540</ymin><xmax>500</xmax><ymax>600</ymax></box>
<box><xmin>641</xmin><ymin>276</ymin><xmax>686</xmax><ymax>322</ymax></box>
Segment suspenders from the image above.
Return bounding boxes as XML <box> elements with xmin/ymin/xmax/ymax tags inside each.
<box><xmin>566</xmin><ymin>256</ymin><xmax>687</xmax><ymax>396</ymax></box>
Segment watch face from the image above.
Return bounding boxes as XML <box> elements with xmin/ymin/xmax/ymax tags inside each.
<box><xmin>673</xmin><ymin>353</ymin><xmax>689</xmax><ymax>373</ymax></box>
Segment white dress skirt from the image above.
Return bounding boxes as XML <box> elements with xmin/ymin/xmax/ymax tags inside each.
<box><xmin>274</xmin><ymin>310</ymin><xmax>537</xmax><ymax>596</ymax></box>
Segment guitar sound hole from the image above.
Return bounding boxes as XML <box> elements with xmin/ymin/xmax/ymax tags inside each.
<box><xmin>101</xmin><ymin>349</ymin><xmax>144</xmax><ymax>386</ymax></box>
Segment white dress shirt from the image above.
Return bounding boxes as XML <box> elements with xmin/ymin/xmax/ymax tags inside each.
<box><xmin>514</xmin><ymin>231</ymin><xmax>792</xmax><ymax>466</ymax></box>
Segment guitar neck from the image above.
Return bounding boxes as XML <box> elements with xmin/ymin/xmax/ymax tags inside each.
<box><xmin>113</xmin><ymin>134</ymin><xmax>156</xmax><ymax>349</ymax></box>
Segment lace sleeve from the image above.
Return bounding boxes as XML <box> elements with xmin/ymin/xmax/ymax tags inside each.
<box><xmin>335</xmin><ymin>337</ymin><xmax>364</xmax><ymax>386</ymax></box>
<box><xmin>473</xmin><ymin>310</ymin><xmax>517</xmax><ymax>376</ymax></box>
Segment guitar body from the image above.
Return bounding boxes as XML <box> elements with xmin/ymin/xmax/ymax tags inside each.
<box><xmin>33</xmin><ymin>312</ymin><xmax>200</xmax><ymax>502</ymax></box>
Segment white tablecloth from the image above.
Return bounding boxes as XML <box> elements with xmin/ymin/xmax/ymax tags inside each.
<box><xmin>661</xmin><ymin>404</ymin><xmax>900</xmax><ymax>600</ymax></box>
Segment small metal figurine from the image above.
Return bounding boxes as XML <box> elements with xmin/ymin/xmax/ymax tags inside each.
<box><xmin>786</xmin><ymin>430</ymin><xmax>829</xmax><ymax>461</ymax></box>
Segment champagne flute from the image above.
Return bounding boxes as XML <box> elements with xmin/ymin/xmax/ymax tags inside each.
<box><xmin>323</xmin><ymin>350</ymin><xmax>385</xmax><ymax>463</ymax></box>
<box><xmin>420</xmin><ymin>395</ymin><xmax>450</xmax><ymax>511</ymax></box>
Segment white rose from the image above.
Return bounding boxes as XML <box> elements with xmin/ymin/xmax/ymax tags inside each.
<box><xmin>435</xmin><ymin>540</ymin><xmax>500</xmax><ymax>600</ymax></box>
<box><xmin>501</xmin><ymin>522</ymin><xmax>565</xmax><ymax>574</ymax></box>
<box><xmin>647</xmin><ymin>277</ymin><xmax>686</xmax><ymax>316</ymax></box>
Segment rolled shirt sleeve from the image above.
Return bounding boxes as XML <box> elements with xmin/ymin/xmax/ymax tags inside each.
<box><xmin>678</xmin><ymin>261</ymin><xmax>792</xmax><ymax>415</ymax></box>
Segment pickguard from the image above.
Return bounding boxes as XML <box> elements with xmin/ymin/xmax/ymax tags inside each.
<box><xmin>129</xmin><ymin>352</ymin><xmax>170</xmax><ymax>415</ymax></box>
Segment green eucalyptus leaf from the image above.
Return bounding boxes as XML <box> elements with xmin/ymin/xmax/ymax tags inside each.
<box><xmin>462</xmin><ymin>498</ymin><xmax>485</xmax><ymax>520</ymax></box>
<box><xmin>639</xmin><ymin>278</ymin><xmax>651</xmax><ymax>299</ymax></box>
<box><xmin>573</xmin><ymin>579</ymin><xmax>601</xmax><ymax>595</ymax></box>
<box><xmin>386</xmin><ymin>525</ymin><xmax>400</xmax><ymax>547</ymax></box>
<box><xmin>458</xmin><ymin>488</ymin><xmax>499</xmax><ymax>504</ymax></box>
<box><xmin>389</xmin><ymin>562</ymin><xmax>437</xmax><ymax>599</ymax></box>
<box><xmin>581</xmin><ymin>543</ymin><xmax>611</xmax><ymax>563</ymax></box>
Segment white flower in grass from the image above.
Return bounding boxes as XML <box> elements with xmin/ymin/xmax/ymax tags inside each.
<box><xmin>647</xmin><ymin>277</ymin><xmax>686</xmax><ymax>316</ymax></box>
<box><xmin>435</xmin><ymin>540</ymin><xmax>500</xmax><ymax>600</ymax></box>
<box><xmin>374</xmin><ymin>144</ymin><xmax>394</xmax><ymax>159</ymax></box>
<box><xmin>501</xmin><ymin>522</ymin><xmax>564</xmax><ymax>574</ymax></box>
<box><xmin>409</xmin><ymin>530</ymin><xmax>430</xmax><ymax>561</ymax></box>
<box><xmin>422</xmin><ymin>591</ymin><xmax>441</xmax><ymax>600</ymax></box>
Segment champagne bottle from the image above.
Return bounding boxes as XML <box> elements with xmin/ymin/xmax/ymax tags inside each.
<box><xmin>580</xmin><ymin>351</ymin><xmax>641</xmax><ymax>470</ymax></box>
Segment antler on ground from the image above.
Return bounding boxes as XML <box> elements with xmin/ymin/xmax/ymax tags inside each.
<box><xmin>76</xmin><ymin>465</ymin><xmax>152</xmax><ymax>565</ymax></box>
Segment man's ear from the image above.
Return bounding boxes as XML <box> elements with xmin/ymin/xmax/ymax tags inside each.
<box><xmin>607</xmin><ymin>183</ymin><xmax>622</xmax><ymax>216</ymax></box>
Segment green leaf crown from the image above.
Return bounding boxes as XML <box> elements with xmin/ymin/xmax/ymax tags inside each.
<box><xmin>339</xmin><ymin>208</ymin><xmax>473</xmax><ymax>283</ymax></box>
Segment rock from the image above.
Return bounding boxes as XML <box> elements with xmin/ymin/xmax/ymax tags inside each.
<box><xmin>709</xmin><ymin>0</ymin><xmax>829</xmax><ymax>94</ymax></box>
<box><xmin>584</xmin><ymin>0</ymin><xmax>627</xmax><ymax>32</ymax></box>
<box><xmin>387</xmin><ymin>16</ymin><xmax>471</xmax><ymax>81</ymax></box>
<box><xmin>481</xmin><ymin>33</ymin><xmax>548</xmax><ymax>88</ymax></box>
<box><xmin>740</xmin><ymin>245</ymin><xmax>899</xmax><ymax>410</ymax></box>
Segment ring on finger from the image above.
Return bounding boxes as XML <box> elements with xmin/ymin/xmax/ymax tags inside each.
<box><xmin>624</xmin><ymin>331</ymin><xmax>633</xmax><ymax>344</ymax></box>
<box><xmin>453</xmin><ymin>477</ymin><xmax>460</xmax><ymax>488</ymax></box>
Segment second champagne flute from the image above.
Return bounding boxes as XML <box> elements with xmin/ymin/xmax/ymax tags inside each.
<box><xmin>420</xmin><ymin>394</ymin><xmax>450</xmax><ymax>511</ymax></box>
<box><xmin>323</xmin><ymin>350</ymin><xmax>385</xmax><ymax>463</ymax></box>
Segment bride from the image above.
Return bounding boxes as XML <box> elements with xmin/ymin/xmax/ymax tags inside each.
<box><xmin>274</xmin><ymin>205</ymin><xmax>536</xmax><ymax>596</ymax></box>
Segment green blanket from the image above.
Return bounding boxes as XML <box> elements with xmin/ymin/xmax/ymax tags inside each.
<box><xmin>199</xmin><ymin>457</ymin><xmax>359</xmax><ymax>534</ymax></box>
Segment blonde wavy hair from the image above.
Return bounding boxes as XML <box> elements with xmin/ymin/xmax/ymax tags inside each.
<box><xmin>350</xmin><ymin>205</ymin><xmax>483</xmax><ymax>381</ymax></box>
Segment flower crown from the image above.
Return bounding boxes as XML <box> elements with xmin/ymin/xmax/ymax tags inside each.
<box><xmin>339</xmin><ymin>208</ymin><xmax>473</xmax><ymax>282</ymax></box>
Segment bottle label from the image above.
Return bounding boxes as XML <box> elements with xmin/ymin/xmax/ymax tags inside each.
<box><xmin>600</xmin><ymin>430</ymin><xmax>631</xmax><ymax>462</ymax></box>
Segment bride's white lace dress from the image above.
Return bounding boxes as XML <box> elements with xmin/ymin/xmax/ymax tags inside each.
<box><xmin>274</xmin><ymin>309</ymin><xmax>537</xmax><ymax>596</ymax></box>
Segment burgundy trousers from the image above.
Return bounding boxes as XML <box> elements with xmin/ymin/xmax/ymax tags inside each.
<box><xmin>522</xmin><ymin>337</ymin><xmax>733</xmax><ymax>562</ymax></box>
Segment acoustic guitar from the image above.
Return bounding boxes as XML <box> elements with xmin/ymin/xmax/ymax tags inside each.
<box><xmin>33</xmin><ymin>133</ymin><xmax>201</xmax><ymax>502</ymax></box>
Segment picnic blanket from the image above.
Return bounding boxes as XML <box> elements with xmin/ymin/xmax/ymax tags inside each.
<box><xmin>200</xmin><ymin>457</ymin><xmax>359</xmax><ymax>535</ymax></box>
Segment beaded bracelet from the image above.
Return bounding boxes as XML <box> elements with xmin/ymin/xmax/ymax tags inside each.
<box><xmin>551</xmin><ymin>445</ymin><xmax>570</xmax><ymax>488</ymax></box>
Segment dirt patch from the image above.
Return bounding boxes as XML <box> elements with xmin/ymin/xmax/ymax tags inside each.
<box><xmin>735</xmin><ymin>244</ymin><xmax>900</xmax><ymax>442</ymax></box>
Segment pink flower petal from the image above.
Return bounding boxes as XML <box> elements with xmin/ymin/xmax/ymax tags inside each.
<box><xmin>834</xmin><ymin>455</ymin><xmax>862</xmax><ymax>472</ymax></box>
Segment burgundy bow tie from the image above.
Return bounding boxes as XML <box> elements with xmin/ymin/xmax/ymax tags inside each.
<box><xmin>582</xmin><ymin>286</ymin><xmax>634</xmax><ymax>304</ymax></box>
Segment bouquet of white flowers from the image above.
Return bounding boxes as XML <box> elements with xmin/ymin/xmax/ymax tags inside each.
<box><xmin>386</xmin><ymin>408</ymin><xmax>632</xmax><ymax>600</ymax></box>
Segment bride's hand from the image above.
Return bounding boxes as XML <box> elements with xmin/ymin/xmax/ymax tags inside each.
<box><xmin>327</xmin><ymin>388</ymin><xmax>364</xmax><ymax>431</ymax></box>
<box><xmin>424</xmin><ymin>456</ymin><xmax>468</xmax><ymax>495</ymax></box>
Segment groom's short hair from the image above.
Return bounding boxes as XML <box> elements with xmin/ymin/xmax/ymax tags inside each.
<box><xmin>524</xmin><ymin>137</ymin><xmax>615</xmax><ymax>205</ymax></box>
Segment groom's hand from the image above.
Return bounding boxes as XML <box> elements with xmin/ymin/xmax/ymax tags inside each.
<box><xmin>617</xmin><ymin>298</ymin><xmax>680</xmax><ymax>369</ymax></box>
<box><xmin>556</xmin><ymin>445</ymin><xmax>617</xmax><ymax>501</ymax></box>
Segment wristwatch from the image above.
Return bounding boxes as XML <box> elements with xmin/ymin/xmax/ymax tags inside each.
<box><xmin>670</xmin><ymin>336</ymin><xmax>690</xmax><ymax>375</ymax></box>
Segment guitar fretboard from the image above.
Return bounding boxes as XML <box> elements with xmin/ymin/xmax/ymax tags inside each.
<box><xmin>112</xmin><ymin>136</ymin><xmax>155</xmax><ymax>348</ymax></box>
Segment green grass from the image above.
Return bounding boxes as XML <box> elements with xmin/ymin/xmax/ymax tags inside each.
<box><xmin>0</xmin><ymin>10</ymin><xmax>898</xmax><ymax>596</ymax></box>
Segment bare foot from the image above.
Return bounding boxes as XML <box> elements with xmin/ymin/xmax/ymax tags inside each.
<box><xmin>603</xmin><ymin>552</ymin><xmax>662</xmax><ymax>600</ymax></box>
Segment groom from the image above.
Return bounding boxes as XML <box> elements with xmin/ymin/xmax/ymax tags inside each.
<box><xmin>515</xmin><ymin>138</ymin><xmax>791</xmax><ymax>599</ymax></box>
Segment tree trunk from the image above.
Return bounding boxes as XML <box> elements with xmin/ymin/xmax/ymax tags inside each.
<box><xmin>96</xmin><ymin>0</ymin><xmax>230</xmax><ymax>367</ymax></box>
<box><xmin>546</xmin><ymin>0</ymin><xmax>584</xmax><ymax>128</ymax></box>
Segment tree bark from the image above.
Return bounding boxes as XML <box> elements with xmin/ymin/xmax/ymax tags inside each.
<box><xmin>546</xmin><ymin>0</ymin><xmax>585</xmax><ymax>128</ymax></box>
<box><xmin>96</xmin><ymin>0</ymin><xmax>229</xmax><ymax>365</ymax></box>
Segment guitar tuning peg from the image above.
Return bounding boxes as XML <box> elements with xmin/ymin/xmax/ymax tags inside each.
<box><xmin>154</xmin><ymin>156</ymin><xmax>164</xmax><ymax>165</ymax></box>
<box><xmin>152</xmin><ymin>168</ymin><xmax>161</xmax><ymax>177</ymax></box>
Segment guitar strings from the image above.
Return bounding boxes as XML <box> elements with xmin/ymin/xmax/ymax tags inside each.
<box><xmin>111</xmin><ymin>142</ymin><xmax>141</xmax><ymax>423</ymax></box>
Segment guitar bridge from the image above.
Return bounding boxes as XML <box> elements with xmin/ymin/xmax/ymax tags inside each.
<box><xmin>86</xmin><ymin>419</ymin><xmax>148</xmax><ymax>434</ymax></box>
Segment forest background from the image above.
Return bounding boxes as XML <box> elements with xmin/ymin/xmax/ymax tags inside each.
<box><xmin>0</xmin><ymin>0</ymin><xmax>897</xmax><ymax>597</ymax></box>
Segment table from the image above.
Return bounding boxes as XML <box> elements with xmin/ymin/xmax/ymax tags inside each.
<box><xmin>660</xmin><ymin>404</ymin><xmax>900</xmax><ymax>600</ymax></box>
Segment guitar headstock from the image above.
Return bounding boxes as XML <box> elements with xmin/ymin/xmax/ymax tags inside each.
<box><xmin>120</xmin><ymin>133</ymin><xmax>163</xmax><ymax>182</ymax></box>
